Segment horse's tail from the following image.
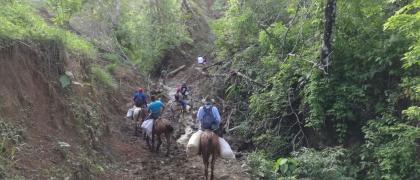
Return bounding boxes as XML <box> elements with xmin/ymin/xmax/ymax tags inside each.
<box><xmin>200</xmin><ymin>132</ymin><xmax>212</xmax><ymax>160</ymax></box>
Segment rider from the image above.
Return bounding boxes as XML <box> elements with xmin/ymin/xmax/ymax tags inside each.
<box><xmin>133</xmin><ymin>88</ymin><xmax>147</xmax><ymax>108</ymax></box>
<box><xmin>174</xmin><ymin>93</ymin><xmax>187</xmax><ymax>110</ymax></box>
<box><xmin>177</xmin><ymin>82</ymin><xmax>189</xmax><ymax>99</ymax></box>
<box><xmin>196</xmin><ymin>96</ymin><xmax>221</xmax><ymax>131</ymax></box>
<box><xmin>147</xmin><ymin>95</ymin><xmax>165</xmax><ymax>120</ymax></box>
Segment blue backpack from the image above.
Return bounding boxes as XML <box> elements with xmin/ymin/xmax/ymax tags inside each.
<box><xmin>201</xmin><ymin>106</ymin><xmax>215</xmax><ymax>129</ymax></box>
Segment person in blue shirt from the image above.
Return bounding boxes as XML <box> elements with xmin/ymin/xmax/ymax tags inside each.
<box><xmin>147</xmin><ymin>95</ymin><xmax>165</xmax><ymax>120</ymax></box>
<box><xmin>133</xmin><ymin>88</ymin><xmax>147</xmax><ymax>108</ymax></box>
<box><xmin>196</xmin><ymin>96</ymin><xmax>221</xmax><ymax>131</ymax></box>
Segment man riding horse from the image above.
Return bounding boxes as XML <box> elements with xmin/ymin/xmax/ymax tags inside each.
<box><xmin>177</xmin><ymin>82</ymin><xmax>189</xmax><ymax>99</ymax></box>
<box><xmin>196</xmin><ymin>96</ymin><xmax>221</xmax><ymax>131</ymax></box>
<box><xmin>147</xmin><ymin>95</ymin><xmax>165</xmax><ymax>120</ymax></box>
<box><xmin>133</xmin><ymin>88</ymin><xmax>147</xmax><ymax>108</ymax></box>
<box><xmin>196</xmin><ymin>96</ymin><xmax>222</xmax><ymax>180</ymax></box>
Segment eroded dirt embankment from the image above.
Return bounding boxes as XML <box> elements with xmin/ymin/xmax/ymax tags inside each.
<box><xmin>0</xmin><ymin>42</ymin><xmax>110</xmax><ymax>178</ymax></box>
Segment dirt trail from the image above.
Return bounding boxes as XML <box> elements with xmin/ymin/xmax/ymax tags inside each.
<box><xmin>108</xmin><ymin>64</ymin><xmax>250</xmax><ymax>180</ymax></box>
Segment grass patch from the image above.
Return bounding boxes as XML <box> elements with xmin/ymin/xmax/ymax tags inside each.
<box><xmin>0</xmin><ymin>1</ymin><xmax>96</xmax><ymax>57</ymax></box>
<box><xmin>91</xmin><ymin>65</ymin><xmax>117</xmax><ymax>89</ymax></box>
<box><xmin>0</xmin><ymin>119</ymin><xmax>24</xmax><ymax>179</ymax></box>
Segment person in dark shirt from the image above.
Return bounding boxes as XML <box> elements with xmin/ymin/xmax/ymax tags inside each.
<box><xmin>133</xmin><ymin>88</ymin><xmax>147</xmax><ymax>108</ymax></box>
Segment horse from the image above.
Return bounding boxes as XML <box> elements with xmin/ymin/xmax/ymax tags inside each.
<box><xmin>132</xmin><ymin>106</ymin><xmax>148</xmax><ymax>136</ymax></box>
<box><xmin>144</xmin><ymin>118</ymin><xmax>174</xmax><ymax>156</ymax></box>
<box><xmin>169</xmin><ymin>101</ymin><xmax>185</xmax><ymax>120</ymax></box>
<box><xmin>199</xmin><ymin>130</ymin><xmax>220</xmax><ymax>180</ymax></box>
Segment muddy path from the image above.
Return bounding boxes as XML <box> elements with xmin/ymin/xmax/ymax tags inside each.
<box><xmin>108</xmin><ymin>64</ymin><xmax>251</xmax><ymax>180</ymax></box>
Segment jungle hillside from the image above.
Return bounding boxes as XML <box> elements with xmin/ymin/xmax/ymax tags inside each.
<box><xmin>0</xmin><ymin>0</ymin><xmax>419</xmax><ymax>179</ymax></box>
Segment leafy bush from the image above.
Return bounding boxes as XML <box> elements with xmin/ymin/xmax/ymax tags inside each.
<box><xmin>291</xmin><ymin>147</ymin><xmax>355</xmax><ymax>179</ymax></box>
<box><xmin>273</xmin><ymin>158</ymin><xmax>298</xmax><ymax>178</ymax></box>
<box><xmin>362</xmin><ymin>119</ymin><xmax>420</xmax><ymax>179</ymax></box>
<box><xmin>91</xmin><ymin>65</ymin><xmax>117</xmax><ymax>89</ymax></box>
<box><xmin>116</xmin><ymin>0</ymin><xmax>190</xmax><ymax>73</ymax></box>
<box><xmin>247</xmin><ymin>152</ymin><xmax>277</xmax><ymax>179</ymax></box>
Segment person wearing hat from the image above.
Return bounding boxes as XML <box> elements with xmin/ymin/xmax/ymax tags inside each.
<box><xmin>133</xmin><ymin>88</ymin><xmax>147</xmax><ymax>108</ymax></box>
<box><xmin>196</xmin><ymin>96</ymin><xmax>221</xmax><ymax>131</ymax></box>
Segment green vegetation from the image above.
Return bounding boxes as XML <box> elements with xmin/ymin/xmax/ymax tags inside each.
<box><xmin>91</xmin><ymin>65</ymin><xmax>118</xmax><ymax>89</ymax></box>
<box><xmin>45</xmin><ymin>0</ymin><xmax>84</xmax><ymax>25</ymax></box>
<box><xmin>1</xmin><ymin>0</ymin><xmax>418</xmax><ymax>179</ymax></box>
<box><xmin>0</xmin><ymin>0</ymin><xmax>95</xmax><ymax>57</ymax></box>
<box><xmin>116</xmin><ymin>0</ymin><xmax>191</xmax><ymax>73</ymax></box>
<box><xmin>213</xmin><ymin>0</ymin><xmax>420</xmax><ymax>179</ymax></box>
<box><xmin>0</xmin><ymin>119</ymin><xmax>24</xmax><ymax>179</ymax></box>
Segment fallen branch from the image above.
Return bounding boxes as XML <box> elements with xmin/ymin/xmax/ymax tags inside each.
<box><xmin>167</xmin><ymin>65</ymin><xmax>186</xmax><ymax>77</ymax></box>
<box><xmin>228</xmin><ymin>125</ymin><xmax>241</xmax><ymax>132</ymax></box>
<box><xmin>224</xmin><ymin>109</ymin><xmax>235</xmax><ymax>133</ymax></box>
<box><xmin>195</xmin><ymin>67</ymin><xmax>266</xmax><ymax>87</ymax></box>
<box><xmin>195</xmin><ymin>67</ymin><xmax>227</xmax><ymax>77</ymax></box>
<box><xmin>202</xmin><ymin>60</ymin><xmax>225</xmax><ymax>71</ymax></box>
<box><xmin>233</xmin><ymin>71</ymin><xmax>266</xmax><ymax>87</ymax></box>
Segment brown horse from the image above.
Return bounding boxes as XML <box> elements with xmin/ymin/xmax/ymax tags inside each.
<box><xmin>133</xmin><ymin>107</ymin><xmax>148</xmax><ymax>136</ymax></box>
<box><xmin>169</xmin><ymin>101</ymin><xmax>185</xmax><ymax>120</ymax></box>
<box><xmin>199</xmin><ymin>130</ymin><xmax>220</xmax><ymax>180</ymax></box>
<box><xmin>145</xmin><ymin>118</ymin><xmax>174</xmax><ymax>155</ymax></box>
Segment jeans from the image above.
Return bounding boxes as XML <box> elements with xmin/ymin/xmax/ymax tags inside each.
<box><xmin>146</xmin><ymin>112</ymin><xmax>161</xmax><ymax>120</ymax></box>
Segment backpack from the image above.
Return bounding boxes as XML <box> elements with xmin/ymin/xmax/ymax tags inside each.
<box><xmin>201</xmin><ymin>106</ymin><xmax>215</xmax><ymax>129</ymax></box>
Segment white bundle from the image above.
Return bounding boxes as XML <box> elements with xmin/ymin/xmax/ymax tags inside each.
<box><xmin>186</xmin><ymin>130</ymin><xmax>203</xmax><ymax>157</ymax></box>
<box><xmin>219</xmin><ymin>137</ymin><xmax>235</xmax><ymax>159</ymax></box>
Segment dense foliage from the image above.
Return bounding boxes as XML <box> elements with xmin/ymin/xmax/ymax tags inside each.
<box><xmin>116</xmin><ymin>0</ymin><xmax>190</xmax><ymax>73</ymax></box>
<box><xmin>0</xmin><ymin>0</ymin><xmax>418</xmax><ymax>179</ymax></box>
<box><xmin>213</xmin><ymin>0</ymin><xmax>419</xmax><ymax>179</ymax></box>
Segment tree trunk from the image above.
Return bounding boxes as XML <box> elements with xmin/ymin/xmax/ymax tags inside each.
<box><xmin>320</xmin><ymin>0</ymin><xmax>337</xmax><ymax>70</ymax></box>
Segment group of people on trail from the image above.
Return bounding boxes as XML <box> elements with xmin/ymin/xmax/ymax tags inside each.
<box><xmin>130</xmin><ymin>84</ymin><xmax>221</xmax><ymax>132</ymax></box>
<box><xmin>127</xmin><ymin>54</ymin><xmax>223</xmax><ymax>138</ymax></box>
<box><xmin>131</xmin><ymin>88</ymin><xmax>165</xmax><ymax>120</ymax></box>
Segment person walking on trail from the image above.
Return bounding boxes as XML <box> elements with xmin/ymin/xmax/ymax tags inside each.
<box><xmin>133</xmin><ymin>88</ymin><xmax>147</xmax><ymax>108</ymax></box>
<box><xmin>147</xmin><ymin>95</ymin><xmax>165</xmax><ymax>120</ymax></box>
<box><xmin>196</xmin><ymin>96</ymin><xmax>221</xmax><ymax>131</ymax></box>
<box><xmin>197</xmin><ymin>55</ymin><xmax>206</xmax><ymax>65</ymax></box>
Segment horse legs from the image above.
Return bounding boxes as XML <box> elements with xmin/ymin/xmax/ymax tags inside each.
<box><xmin>146</xmin><ymin>136</ymin><xmax>152</xmax><ymax>151</ymax></box>
<box><xmin>165</xmin><ymin>132</ymin><xmax>171</xmax><ymax>156</ymax></box>
<box><xmin>210</xmin><ymin>153</ymin><xmax>216</xmax><ymax>180</ymax></box>
<box><xmin>156</xmin><ymin>134</ymin><xmax>162</xmax><ymax>153</ymax></box>
<box><xmin>202</xmin><ymin>154</ymin><xmax>209</xmax><ymax>180</ymax></box>
<box><xmin>151</xmin><ymin>121</ymin><xmax>155</xmax><ymax>152</ymax></box>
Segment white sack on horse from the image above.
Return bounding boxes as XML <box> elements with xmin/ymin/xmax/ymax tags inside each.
<box><xmin>132</xmin><ymin>107</ymin><xmax>143</xmax><ymax>121</ymax></box>
<box><xmin>126</xmin><ymin>107</ymin><xmax>134</xmax><ymax>120</ymax></box>
<box><xmin>219</xmin><ymin>137</ymin><xmax>235</xmax><ymax>159</ymax></box>
<box><xmin>141</xmin><ymin>119</ymin><xmax>154</xmax><ymax>137</ymax></box>
<box><xmin>186</xmin><ymin>130</ymin><xmax>202</xmax><ymax>157</ymax></box>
